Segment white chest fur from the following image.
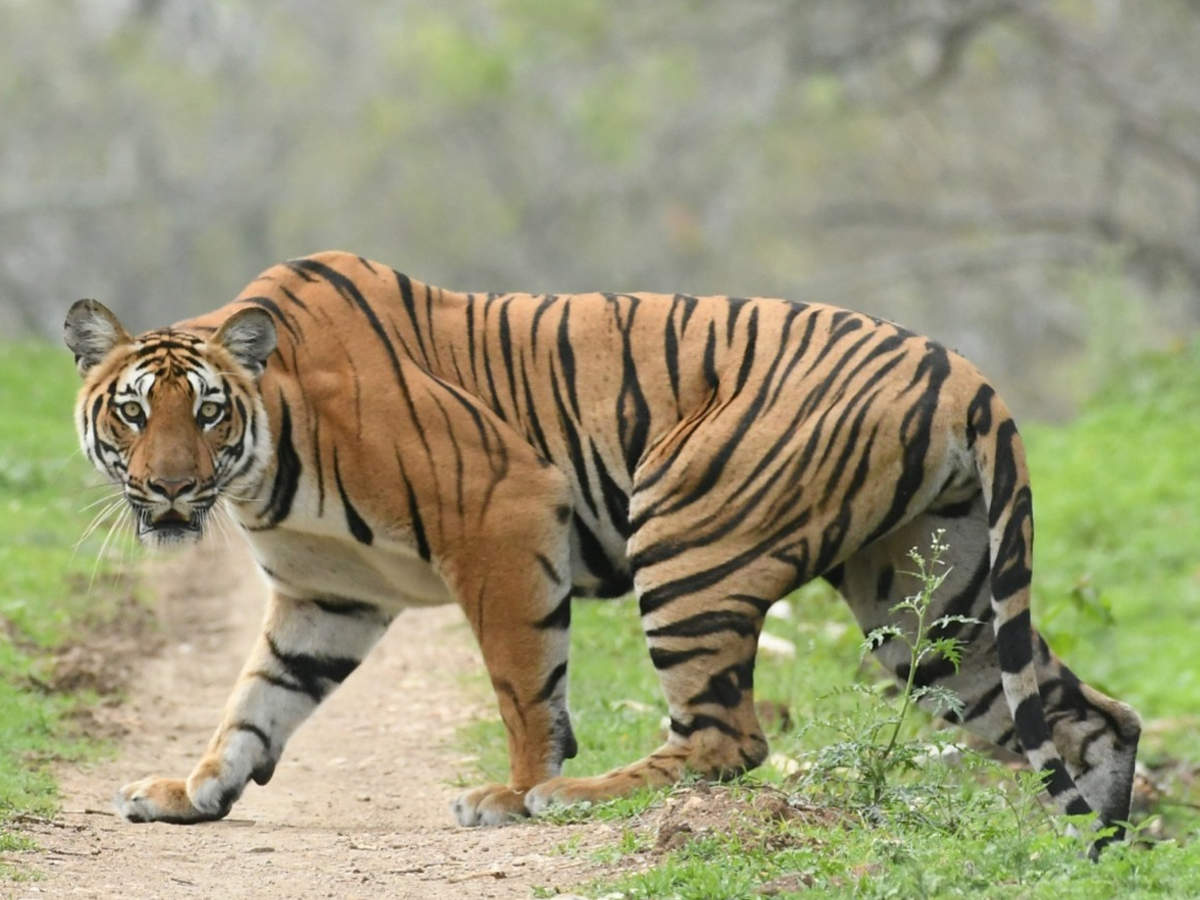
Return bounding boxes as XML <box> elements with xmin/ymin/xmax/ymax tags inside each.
<box><xmin>241</xmin><ymin>525</ymin><xmax>454</xmax><ymax>613</ymax></box>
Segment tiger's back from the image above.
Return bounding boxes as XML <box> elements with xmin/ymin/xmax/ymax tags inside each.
<box><xmin>67</xmin><ymin>250</ymin><xmax>1139</xmax><ymax>849</ymax></box>
<box><xmin>207</xmin><ymin>255</ymin><xmax>969</xmax><ymax>603</ymax></box>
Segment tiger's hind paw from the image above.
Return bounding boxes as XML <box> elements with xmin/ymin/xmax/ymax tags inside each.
<box><xmin>114</xmin><ymin>776</ymin><xmax>227</xmax><ymax>824</ymax></box>
<box><xmin>451</xmin><ymin>783</ymin><xmax>529</xmax><ymax>827</ymax></box>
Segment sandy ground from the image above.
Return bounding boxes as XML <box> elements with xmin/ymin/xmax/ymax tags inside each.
<box><xmin>13</xmin><ymin>539</ymin><xmax>623</xmax><ymax>899</ymax></box>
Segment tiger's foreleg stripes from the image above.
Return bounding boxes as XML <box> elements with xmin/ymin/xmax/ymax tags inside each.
<box><xmin>113</xmin><ymin>594</ymin><xmax>390</xmax><ymax>823</ymax></box>
<box><xmin>450</xmin><ymin>584</ymin><xmax>576</xmax><ymax>825</ymax></box>
<box><xmin>446</xmin><ymin>468</ymin><xmax>579</xmax><ymax>826</ymax></box>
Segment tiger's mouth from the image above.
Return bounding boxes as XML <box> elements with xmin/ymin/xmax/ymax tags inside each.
<box><xmin>134</xmin><ymin>506</ymin><xmax>208</xmax><ymax>546</ymax></box>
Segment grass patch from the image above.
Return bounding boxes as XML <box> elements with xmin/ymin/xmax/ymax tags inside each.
<box><xmin>0</xmin><ymin>343</ymin><xmax>140</xmax><ymax>866</ymax></box>
<box><xmin>454</xmin><ymin>340</ymin><xmax>1200</xmax><ymax>896</ymax></box>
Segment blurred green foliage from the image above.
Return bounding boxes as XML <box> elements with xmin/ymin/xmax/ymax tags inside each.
<box><xmin>0</xmin><ymin>345</ymin><xmax>135</xmax><ymax>836</ymax></box>
<box><xmin>4</xmin><ymin>0</ymin><xmax>1199</xmax><ymax>423</ymax></box>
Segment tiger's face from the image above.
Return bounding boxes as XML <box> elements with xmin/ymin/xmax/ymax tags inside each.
<box><xmin>64</xmin><ymin>300</ymin><xmax>277</xmax><ymax>547</ymax></box>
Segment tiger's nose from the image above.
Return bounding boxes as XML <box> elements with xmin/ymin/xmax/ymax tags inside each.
<box><xmin>147</xmin><ymin>476</ymin><xmax>197</xmax><ymax>500</ymax></box>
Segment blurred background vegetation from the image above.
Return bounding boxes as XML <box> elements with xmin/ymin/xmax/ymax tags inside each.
<box><xmin>2</xmin><ymin>1</ymin><xmax>1199</xmax><ymax>887</ymax></box>
<box><xmin>4</xmin><ymin>0</ymin><xmax>1200</xmax><ymax>420</ymax></box>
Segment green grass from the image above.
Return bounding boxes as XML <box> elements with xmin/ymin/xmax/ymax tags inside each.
<box><xmin>0</xmin><ymin>343</ymin><xmax>137</xmax><ymax>870</ymax></box>
<box><xmin>1026</xmin><ymin>339</ymin><xmax>1200</xmax><ymax>759</ymax></box>
<box><xmin>455</xmin><ymin>339</ymin><xmax>1200</xmax><ymax>897</ymax></box>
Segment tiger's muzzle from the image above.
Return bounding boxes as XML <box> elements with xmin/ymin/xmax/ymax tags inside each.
<box><xmin>127</xmin><ymin>480</ymin><xmax>216</xmax><ymax>546</ymax></box>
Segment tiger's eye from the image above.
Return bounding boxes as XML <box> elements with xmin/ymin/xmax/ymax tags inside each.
<box><xmin>198</xmin><ymin>401</ymin><xmax>222</xmax><ymax>422</ymax></box>
<box><xmin>120</xmin><ymin>400</ymin><xmax>143</xmax><ymax>421</ymax></box>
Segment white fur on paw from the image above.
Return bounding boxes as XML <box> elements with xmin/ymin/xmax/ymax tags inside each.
<box><xmin>452</xmin><ymin>785</ymin><xmax>527</xmax><ymax>827</ymax></box>
<box><xmin>113</xmin><ymin>778</ymin><xmax>164</xmax><ymax>822</ymax></box>
<box><xmin>451</xmin><ymin>793</ymin><xmax>482</xmax><ymax>827</ymax></box>
<box><xmin>525</xmin><ymin>782</ymin><xmax>594</xmax><ymax>817</ymax></box>
<box><xmin>187</xmin><ymin>776</ymin><xmax>230</xmax><ymax>816</ymax></box>
<box><xmin>524</xmin><ymin>783</ymin><xmax>562</xmax><ymax>817</ymax></box>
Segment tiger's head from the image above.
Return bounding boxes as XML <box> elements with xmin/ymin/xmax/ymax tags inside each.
<box><xmin>64</xmin><ymin>300</ymin><xmax>277</xmax><ymax>547</ymax></box>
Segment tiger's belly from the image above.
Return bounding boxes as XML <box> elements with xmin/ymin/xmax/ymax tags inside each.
<box><xmin>242</xmin><ymin>527</ymin><xmax>454</xmax><ymax>613</ymax></box>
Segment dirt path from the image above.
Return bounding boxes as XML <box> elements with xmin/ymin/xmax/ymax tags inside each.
<box><xmin>17</xmin><ymin>540</ymin><xmax>621</xmax><ymax>899</ymax></box>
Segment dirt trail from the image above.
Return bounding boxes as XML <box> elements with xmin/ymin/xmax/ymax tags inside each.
<box><xmin>17</xmin><ymin>540</ymin><xmax>620</xmax><ymax>899</ymax></box>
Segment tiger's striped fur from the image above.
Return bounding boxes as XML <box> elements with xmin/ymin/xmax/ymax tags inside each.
<box><xmin>65</xmin><ymin>250</ymin><xmax>1139</xmax><ymax>843</ymax></box>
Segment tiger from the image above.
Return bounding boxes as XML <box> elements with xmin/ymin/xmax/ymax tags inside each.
<box><xmin>64</xmin><ymin>249</ymin><xmax>1140</xmax><ymax>846</ymax></box>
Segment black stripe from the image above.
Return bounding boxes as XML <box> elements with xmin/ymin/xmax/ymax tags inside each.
<box><xmin>861</xmin><ymin>344</ymin><xmax>952</xmax><ymax>547</ymax></box>
<box><xmin>333</xmin><ymin>447</ymin><xmax>373</xmax><ymax>545</ymax></box>
<box><xmin>645</xmin><ymin>610</ymin><xmax>758</xmax><ymax>639</ymax></box>
<box><xmin>875</xmin><ymin>566</ymin><xmax>894</xmax><ymax>600</ymax></box>
<box><xmin>931</xmin><ymin>496</ymin><xmax>978</xmax><ymax>518</ymax></box>
<box><xmin>725</xmin><ymin>296</ymin><xmax>750</xmax><ymax>343</ymax></box>
<box><xmin>278</xmin><ymin>285</ymin><xmax>311</xmax><ymax>312</ymax></box>
<box><xmin>1012</xmin><ymin>694</ymin><xmax>1051</xmax><ymax>752</ymax></box>
<box><xmin>312</xmin><ymin>598</ymin><xmax>381</xmax><ymax>617</ymax></box>
<box><xmin>687</xmin><ymin>661</ymin><xmax>753</xmax><ymax>708</ymax></box>
<box><xmin>289</xmin><ymin>257</ymin><xmax>432</xmax><ymax>458</ymax></box>
<box><xmin>498</xmin><ymin>299</ymin><xmax>520</xmax><ymax>415</ymax></box>
<box><xmin>1040</xmin><ymin>757</ymin><xmax>1080</xmax><ymax>798</ymax></box>
<box><xmin>590</xmin><ymin>444</ymin><xmax>631</xmax><ymax>539</ymax></box>
<box><xmin>534</xmin><ymin>662</ymin><xmax>568</xmax><ymax>703</ymax></box>
<box><xmin>265</xmin><ymin>635</ymin><xmax>361</xmax><ymax>703</ymax></box>
<box><xmin>553</xmin><ymin>707</ymin><xmax>578</xmax><ymax>764</ymax></box>
<box><xmin>663</xmin><ymin>311</ymin><xmax>680</xmax><ymax>405</ymax></box>
<box><xmin>556</xmin><ymin>304</ymin><xmax>582</xmax><ymax>419</ymax></box>
<box><xmin>649</xmin><ymin>646</ymin><xmax>718</xmax><ymax>669</ymax></box>
<box><xmin>549</xmin><ymin>359</ymin><xmax>597</xmax><ymax>517</ymax></box>
<box><xmin>535</xmin><ymin>553</ymin><xmax>562</xmax><ymax>584</ymax></box>
<box><xmin>670</xmin><ymin>714</ymin><xmax>740</xmax><ymax>739</ymax></box>
<box><xmin>573</xmin><ymin>514</ymin><xmax>630</xmax><ymax>597</ymax></box>
<box><xmin>1066</xmin><ymin>795</ymin><xmax>1093</xmax><ymax>816</ymax></box>
<box><xmin>637</xmin><ymin>507</ymin><xmax>813</xmax><ymax>616</ymax></box>
<box><xmin>732</xmin><ymin>307</ymin><xmax>759</xmax><ymax>393</ymax></box>
<box><xmin>988</xmin><ymin>419</ymin><xmax>1021</xmax><ymax>528</ymax></box>
<box><xmin>256</xmin><ymin>396</ymin><xmax>300</xmax><ymax>528</ymax></box>
<box><xmin>702</xmin><ymin>321</ymin><xmax>718</xmax><ymax>389</ymax></box>
<box><xmin>519</xmin><ymin>356</ymin><xmax>554</xmax><ymax>462</ymax></box>
<box><xmin>399</xmin><ymin>463</ymin><xmax>430</xmax><ymax>561</ymax></box>
<box><xmin>728</xmin><ymin>593</ymin><xmax>773</xmax><ymax>615</ymax></box>
<box><xmin>480</xmin><ymin>295</ymin><xmax>507</xmax><ymax>419</ymax></box>
<box><xmin>232</xmin><ymin>720</ymin><xmax>271</xmax><ymax>749</ymax></box>
<box><xmin>966</xmin><ymin>384</ymin><xmax>995</xmax><ymax>445</ymax></box>
<box><xmin>529</xmin><ymin>294</ymin><xmax>557</xmax><ymax>356</ymax></box>
<box><xmin>996</xmin><ymin>609</ymin><xmax>1034</xmax><ymax>673</ymax></box>
<box><xmin>534</xmin><ymin>592</ymin><xmax>572</xmax><ymax>630</ymax></box>
<box><xmin>393</xmin><ymin>270</ymin><xmax>431</xmax><ymax>366</ymax></box>
<box><xmin>612</xmin><ymin>295</ymin><xmax>651</xmax><ymax>476</ymax></box>
<box><xmin>991</xmin><ymin>486</ymin><xmax>1034</xmax><ymax>600</ymax></box>
<box><xmin>249</xmin><ymin>669</ymin><xmax>306</xmax><ymax>695</ymax></box>
<box><xmin>289</xmin><ymin>258</ymin><xmax>401</xmax><ymax>378</ymax></box>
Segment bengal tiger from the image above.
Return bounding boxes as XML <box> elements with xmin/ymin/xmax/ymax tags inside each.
<box><xmin>64</xmin><ymin>250</ymin><xmax>1140</xmax><ymax>845</ymax></box>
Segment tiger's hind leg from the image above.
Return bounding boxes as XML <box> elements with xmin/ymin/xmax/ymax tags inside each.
<box><xmin>114</xmin><ymin>592</ymin><xmax>390</xmax><ymax>823</ymax></box>
<box><xmin>837</xmin><ymin>503</ymin><xmax>1140</xmax><ymax>833</ymax></box>
<box><xmin>524</xmin><ymin>536</ymin><xmax>795</xmax><ymax>815</ymax></box>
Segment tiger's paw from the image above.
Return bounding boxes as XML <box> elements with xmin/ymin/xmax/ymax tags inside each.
<box><xmin>114</xmin><ymin>776</ymin><xmax>229</xmax><ymax>824</ymax></box>
<box><xmin>451</xmin><ymin>783</ymin><xmax>529</xmax><ymax>827</ymax></box>
<box><xmin>525</xmin><ymin>774</ymin><xmax>620</xmax><ymax>817</ymax></box>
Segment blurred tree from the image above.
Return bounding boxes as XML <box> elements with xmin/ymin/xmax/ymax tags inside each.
<box><xmin>1</xmin><ymin>0</ymin><xmax>1197</xmax><ymax>416</ymax></box>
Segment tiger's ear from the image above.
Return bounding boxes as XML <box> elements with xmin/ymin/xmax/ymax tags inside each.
<box><xmin>64</xmin><ymin>299</ymin><xmax>131</xmax><ymax>376</ymax></box>
<box><xmin>213</xmin><ymin>307</ymin><xmax>277</xmax><ymax>378</ymax></box>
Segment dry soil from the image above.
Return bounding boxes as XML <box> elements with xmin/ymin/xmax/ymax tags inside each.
<box><xmin>14</xmin><ymin>539</ymin><xmax>624</xmax><ymax>899</ymax></box>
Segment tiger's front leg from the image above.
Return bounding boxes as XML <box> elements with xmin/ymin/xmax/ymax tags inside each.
<box><xmin>114</xmin><ymin>592</ymin><xmax>390</xmax><ymax>823</ymax></box>
<box><xmin>444</xmin><ymin>495</ymin><xmax>577</xmax><ymax>827</ymax></box>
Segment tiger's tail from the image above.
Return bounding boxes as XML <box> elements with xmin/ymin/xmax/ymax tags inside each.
<box><xmin>966</xmin><ymin>385</ymin><xmax>1094</xmax><ymax>822</ymax></box>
